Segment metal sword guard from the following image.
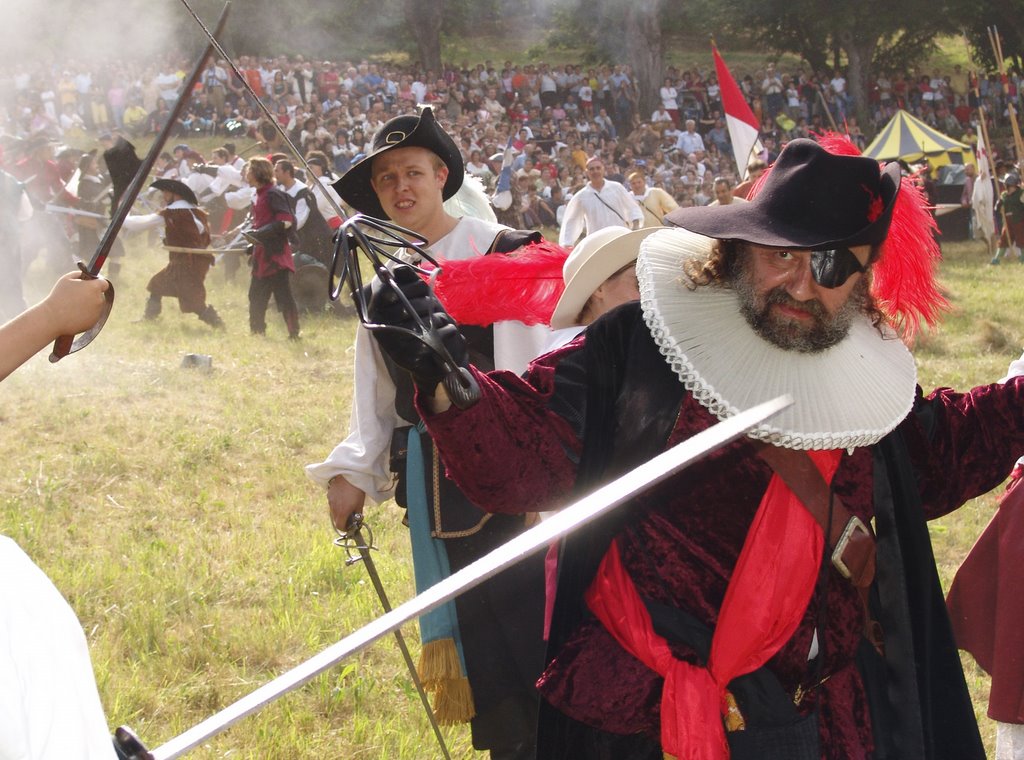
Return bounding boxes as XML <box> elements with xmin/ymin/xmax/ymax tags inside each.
<box><xmin>49</xmin><ymin>266</ymin><xmax>115</xmax><ymax>362</ymax></box>
<box><xmin>330</xmin><ymin>214</ymin><xmax>480</xmax><ymax>408</ymax></box>
<box><xmin>333</xmin><ymin>512</ymin><xmax>376</xmax><ymax>566</ymax></box>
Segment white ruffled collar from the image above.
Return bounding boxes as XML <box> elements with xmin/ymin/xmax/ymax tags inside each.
<box><xmin>636</xmin><ymin>228</ymin><xmax>917</xmax><ymax>450</ymax></box>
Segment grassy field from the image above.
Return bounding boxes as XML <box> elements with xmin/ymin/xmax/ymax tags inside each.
<box><xmin>2</xmin><ymin>232</ymin><xmax>1020</xmax><ymax>756</ymax></box>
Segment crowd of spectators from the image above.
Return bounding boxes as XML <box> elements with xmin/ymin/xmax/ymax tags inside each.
<box><xmin>1</xmin><ymin>53</ymin><xmax>1020</xmax><ymax>224</ymax></box>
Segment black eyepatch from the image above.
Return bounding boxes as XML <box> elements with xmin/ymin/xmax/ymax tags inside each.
<box><xmin>809</xmin><ymin>247</ymin><xmax>866</xmax><ymax>289</ymax></box>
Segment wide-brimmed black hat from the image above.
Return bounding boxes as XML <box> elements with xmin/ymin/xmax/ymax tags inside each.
<box><xmin>665</xmin><ymin>138</ymin><xmax>901</xmax><ymax>249</ymax></box>
<box><xmin>333</xmin><ymin>106</ymin><xmax>463</xmax><ymax>219</ymax></box>
<box><xmin>150</xmin><ymin>178</ymin><xmax>198</xmax><ymax>206</ymax></box>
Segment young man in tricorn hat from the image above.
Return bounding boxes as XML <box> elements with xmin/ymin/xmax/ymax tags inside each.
<box><xmin>123</xmin><ymin>178</ymin><xmax>224</xmax><ymax>328</ymax></box>
<box><xmin>364</xmin><ymin>136</ymin><xmax>1014</xmax><ymax>759</ymax></box>
<box><xmin>306</xmin><ymin>106</ymin><xmax>549</xmax><ymax>760</ymax></box>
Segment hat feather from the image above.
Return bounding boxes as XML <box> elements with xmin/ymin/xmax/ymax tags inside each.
<box><xmin>424</xmin><ymin>241</ymin><xmax>568</xmax><ymax>326</ymax></box>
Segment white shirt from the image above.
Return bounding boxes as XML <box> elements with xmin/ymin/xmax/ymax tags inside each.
<box><xmin>280</xmin><ymin>180</ymin><xmax>310</xmax><ymax>229</ymax></box>
<box><xmin>0</xmin><ymin>537</ymin><xmax>115</xmax><ymax>760</ymax></box>
<box><xmin>659</xmin><ymin>86</ymin><xmax>678</xmax><ymax>111</ymax></box>
<box><xmin>155</xmin><ymin>72</ymin><xmax>180</xmax><ymax>102</ymax></box>
<box><xmin>305</xmin><ymin>216</ymin><xmax>551</xmax><ymax>498</ymax></box>
<box><xmin>558</xmin><ymin>179</ymin><xmax>643</xmax><ymax>246</ymax></box>
<box><xmin>675</xmin><ymin>130</ymin><xmax>706</xmax><ymax>155</ymax></box>
<box><xmin>313</xmin><ymin>175</ymin><xmax>343</xmax><ymax>222</ymax></box>
<box><xmin>121</xmin><ymin>199</ymin><xmax>206</xmax><ymax>237</ymax></box>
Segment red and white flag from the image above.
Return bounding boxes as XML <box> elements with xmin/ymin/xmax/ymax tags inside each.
<box><xmin>712</xmin><ymin>43</ymin><xmax>763</xmax><ymax>180</ymax></box>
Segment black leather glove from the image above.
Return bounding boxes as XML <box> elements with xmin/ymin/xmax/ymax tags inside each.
<box><xmin>367</xmin><ymin>264</ymin><xmax>469</xmax><ymax>395</ymax></box>
<box><xmin>242</xmin><ymin>220</ymin><xmax>286</xmax><ymax>246</ymax></box>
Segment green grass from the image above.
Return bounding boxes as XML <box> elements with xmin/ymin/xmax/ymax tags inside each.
<box><xmin>1</xmin><ymin>229</ymin><xmax>1016</xmax><ymax>756</ymax></box>
<box><xmin>2</xmin><ymin>240</ymin><xmax>474</xmax><ymax>757</ymax></box>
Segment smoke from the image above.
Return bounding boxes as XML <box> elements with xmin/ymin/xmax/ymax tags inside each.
<box><xmin>0</xmin><ymin>0</ymin><xmax>180</xmax><ymax>66</ymax></box>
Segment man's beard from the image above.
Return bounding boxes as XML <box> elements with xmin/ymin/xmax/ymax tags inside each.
<box><xmin>733</xmin><ymin>263</ymin><xmax>868</xmax><ymax>354</ymax></box>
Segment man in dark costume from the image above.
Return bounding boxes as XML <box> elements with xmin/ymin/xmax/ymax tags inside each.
<box><xmin>123</xmin><ymin>178</ymin><xmax>223</xmax><ymax>328</ymax></box>
<box><xmin>243</xmin><ymin>156</ymin><xmax>299</xmax><ymax>339</ymax></box>
<box><xmin>368</xmin><ymin>137</ymin><xmax>1004</xmax><ymax>759</ymax></box>
<box><xmin>306</xmin><ymin>107</ymin><xmax>550</xmax><ymax>760</ymax></box>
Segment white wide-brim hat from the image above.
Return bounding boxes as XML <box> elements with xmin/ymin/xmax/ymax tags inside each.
<box><xmin>550</xmin><ymin>226</ymin><xmax>661</xmax><ymax>329</ymax></box>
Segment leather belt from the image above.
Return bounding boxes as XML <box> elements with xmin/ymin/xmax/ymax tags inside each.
<box><xmin>755</xmin><ymin>444</ymin><xmax>882</xmax><ymax>652</ymax></box>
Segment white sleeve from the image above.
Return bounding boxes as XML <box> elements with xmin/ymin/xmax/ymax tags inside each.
<box><xmin>304</xmin><ymin>326</ymin><xmax>403</xmax><ymax>503</ymax></box>
<box><xmin>17</xmin><ymin>191</ymin><xmax>33</xmax><ymax>222</ymax></box>
<box><xmin>225</xmin><ymin>186</ymin><xmax>255</xmax><ymax>210</ymax></box>
<box><xmin>0</xmin><ymin>538</ymin><xmax>116</xmax><ymax>760</ymax></box>
<box><xmin>558</xmin><ymin>192</ymin><xmax>586</xmax><ymax>246</ymax></box>
<box><xmin>120</xmin><ymin>213</ymin><xmax>165</xmax><ymax>233</ymax></box>
<box><xmin>999</xmin><ymin>349</ymin><xmax>1024</xmax><ymax>383</ymax></box>
<box><xmin>316</xmin><ymin>179</ymin><xmax>342</xmax><ymax>220</ymax></box>
<box><xmin>294</xmin><ymin>194</ymin><xmax>310</xmax><ymax>229</ymax></box>
<box><xmin>618</xmin><ymin>183</ymin><xmax>644</xmax><ymax>224</ymax></box>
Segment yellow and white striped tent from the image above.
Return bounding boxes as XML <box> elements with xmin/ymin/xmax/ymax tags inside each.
<box><xmin>864</xmin><ymin>110</ymin><xmax>976</xmax><ymax>170</ymax></box>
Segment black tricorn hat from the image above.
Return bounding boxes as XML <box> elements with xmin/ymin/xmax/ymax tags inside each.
<box><xmin>333</xmin><ymin>106</ymin><xmax>463</xmax><ymax>219</ymax></box>
<box><xmin>665</xmin><ymin>138</ymin><xmax>901</xmax><ymax>249</ymax></box>
<box><xmin>150</xmin><ymin>178</ymin><xmax>198</xmax><ymax>206</ymax></box>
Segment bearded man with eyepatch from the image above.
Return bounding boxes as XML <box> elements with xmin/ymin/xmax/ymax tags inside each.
<box><xmin>365</xmin><ymin>137</ymin><xmax>1005</xmax><ymax>760</ymax></box>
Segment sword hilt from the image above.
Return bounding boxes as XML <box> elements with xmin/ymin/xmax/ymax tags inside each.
<box><xmin>333</xmin><ymin>513</ymin><xmax>374</xmax><ymax>565</ymax></box>
<box><xmin>113</xmin><ymin>725</ymin><xmax>153</xmax><ymax>760</ymax></box>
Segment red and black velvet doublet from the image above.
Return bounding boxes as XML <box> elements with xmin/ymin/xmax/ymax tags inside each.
<box><xmin>421</xmin><ymin>302</ymin><xmax>1014</xmax><ymax>759</ymax></box>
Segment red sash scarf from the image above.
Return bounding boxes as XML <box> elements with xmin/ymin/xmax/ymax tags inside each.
<box><xmin>585</xmin><ymin>449</ymin><xmax>842</xmax><ymax>759</ymax></box>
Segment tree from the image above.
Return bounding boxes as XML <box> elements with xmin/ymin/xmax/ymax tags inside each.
<box><xmin>404</xmin><ymin>0</ymin><xmax>444</xmax><ymax>74</ymax></box>
<box><xmin>623</xmin><ymin>0</ymin><xmax>665</xmax><ymax>117</ymax></box>
<box><xmin>540</xmin><ymin>0</ymin><xmax>704</xmax><ymax>120</ymax></box>
<box><xmin>698</xmin><ymin>0</ymin><xmax>959</xmax><ymax>135</ymax></box>
<box><xmin>958</xmin><ymin>0</ymin><xmax>1024</xmax><ymax>72</ymax></box>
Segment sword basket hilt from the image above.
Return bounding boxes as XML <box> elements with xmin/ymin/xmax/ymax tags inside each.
<box><xmin>334</xmin><ymin>512</ymin><xmax>375</xmax><ymax>566</ymax></box>
<box><xmin>113</xmin><ymin>725</ymin><xmax>153</xmax><ymax>760</ymax></box>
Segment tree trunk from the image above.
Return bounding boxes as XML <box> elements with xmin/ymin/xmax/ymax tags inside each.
<box><xmin>839</xmin><ymin>29</ymin><xmax>876</xmax><ymax>134</ymax></box>
<box><xmin>624</xmin><ymin>0</ymin><xmax>664</xmax><ymax>118</ymax></box>
<box><xmin>403</xmin><ymin>0</ymin><xmax>443</xmax><ymax>74</ymax></box>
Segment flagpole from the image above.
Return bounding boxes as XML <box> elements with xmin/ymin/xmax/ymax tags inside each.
<box><xmin>972</xmin><ymin>31</ymin><xmax>1011</xmax><ymax>257</ymax></box>
<box><xmin>962</xmin><ymin>36</ymin><xmax>1003</xmax><ymax>259</ymax></box>
<box><xmin>989</xmin><ymin>26</ymin><xmax>1024</xmax><ymax>165</ymax></box>
<box><xmin>963</xmin><ymin>34</ymin><xmax>999</xmax><ymax>184</ymax></box>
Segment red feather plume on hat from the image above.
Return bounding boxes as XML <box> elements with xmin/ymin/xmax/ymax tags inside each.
<box><xmin>752</xmin><ymin>133</ymin><xmax>948</xmax><ymax>339</ymax></box>
<box><xmin>421</xmin><ymin>240</ymin><xmax>569</xmax><ymax>327</ymax></box>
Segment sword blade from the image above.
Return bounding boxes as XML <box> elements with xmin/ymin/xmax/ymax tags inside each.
<box><xmin>44</xmin><ymin>204</ymin><xmax>107</xmax><ymax>220</ymax></box>
<box><xmin>151</xmin><ymin>395</ymin><xmax>791</xmax><ymax>759</ymax></box>
<box><xmin>347</xmin><ymin>525</ymin><xmax>452</xmax><ymax>760</ymax></box>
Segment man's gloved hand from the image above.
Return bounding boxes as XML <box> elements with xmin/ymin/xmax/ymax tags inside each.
<box><xmin>367</xmin><ymin>264</ymin><xmax>468</xmax><ymax>394</ymax></box>
<box><xmin>242</xmin><ymin>220</ymin><xmax>286</xmax><ymax>246</ymax></box>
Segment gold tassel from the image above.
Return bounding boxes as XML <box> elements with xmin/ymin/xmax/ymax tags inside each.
<box><xmin>431</xmin><ymin>675</ymin><xmax>476</xmax><ymax>725</ymax></box>
<box><xmin>416</xmin><ymin>638</ymin><xmax>476</xmax><ymax>724</ymax></box>
<box><xmin>417</xmin><ymin>638</ymin><xmax>464</xmax><ymax>688</ymax></box>
<box><xmin>723</xmin><ymin>689</ymin><xmax>746</xmax><ymax>732</ymax></box>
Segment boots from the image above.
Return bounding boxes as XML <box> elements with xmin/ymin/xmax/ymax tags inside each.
<box><xmin>283</xmin><ymin>308</ymin><xmax>300</xmax><ymax>340</ymax></box>
<box><xmin>198</xmin><ymin>305</ymin><xmax>225</xmax><ymax>328</ymax></box>
<box><xmin>991</xmin><ymin>248</ymin><xmax>1007</xmax><ymax>265</ymax></box>
<box><xmin>143</xmin><ymin>294</ymin><xmax>162</xmax><ymax>319</ymax></box>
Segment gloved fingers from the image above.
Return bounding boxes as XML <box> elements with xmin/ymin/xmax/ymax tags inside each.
<box><xmin>390</xmin><ymin>264</ymin><xmax>422</xmax><ymax>286</ymax></box>
<box><xmin>432</xmin><ymin>319</ymin><xmax>468</xmax><ymax>367</ymax></box>
<box><xmin>371</xmin><ymin>292</ymin><xmax>434</xmax><ymax>326</ymax></box>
